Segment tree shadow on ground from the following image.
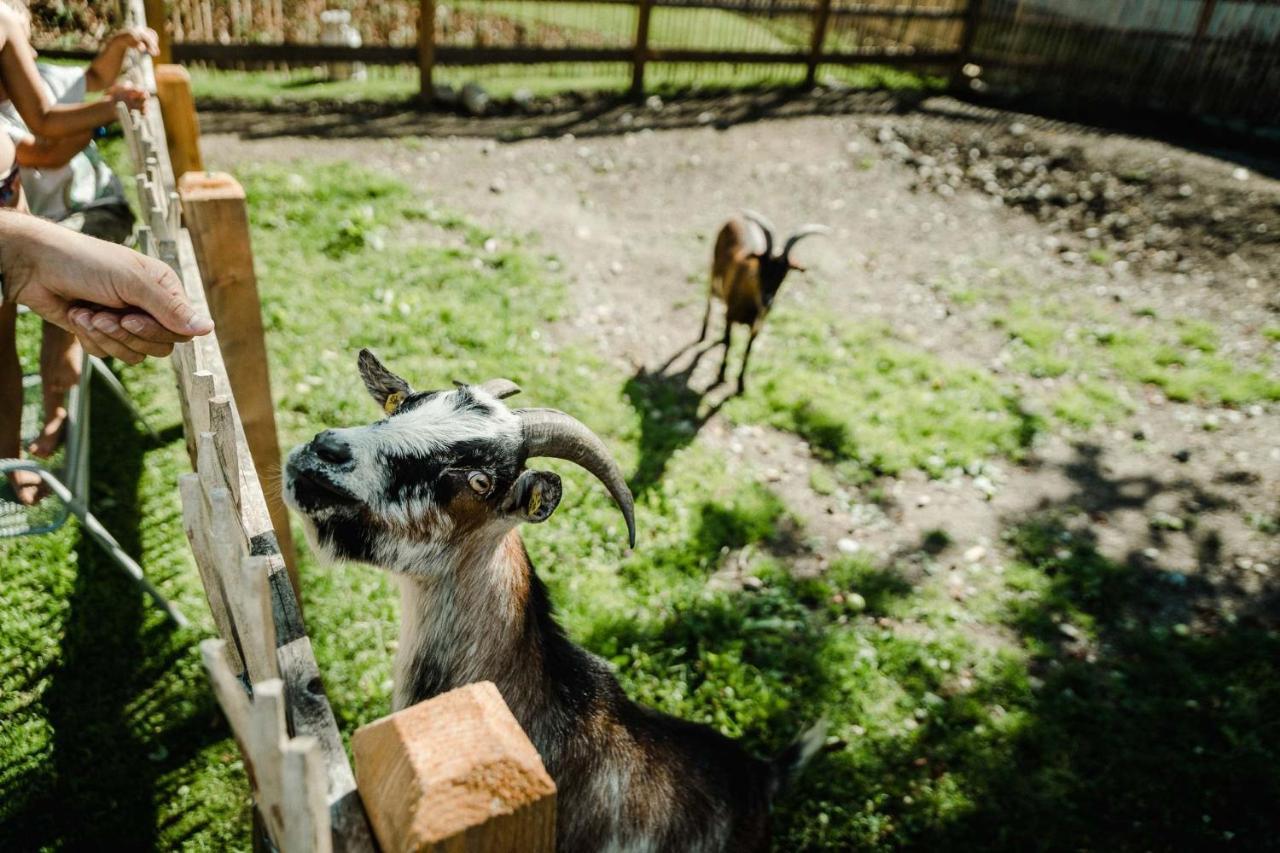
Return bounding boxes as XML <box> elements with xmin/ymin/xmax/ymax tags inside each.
<box><xmin>195</xmin><ymin>83</ymin><xmax>1277</xmax><ymax>177</ymax></box>
<box><xmin>197</xmin><ymin>87</ymin><xmax>928</xmax><ymax>142</ymax></box>
<box><xmin>0</xmin><ymin>371</ymin><xmax>224</xmax><ymax>849</ymax></box>
<box><xmin>623</xmin><ymin>335</ymin><xmax>738</xmax><ymax>496</ymax></box>
<box><xmin>760</xmin><ymin>440</ymin><xmax>1280</xmax><ymax>850</ymax></box>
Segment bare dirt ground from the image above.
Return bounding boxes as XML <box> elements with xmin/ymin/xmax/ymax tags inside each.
<box><xmin>204</xmin><ymin>93</ymin><xmax>1280</xmax><ymax>628</ymax></box>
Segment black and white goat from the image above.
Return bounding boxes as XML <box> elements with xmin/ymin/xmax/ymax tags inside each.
<box><xmin>698</xmin><ymin>211</ymin><xmax>828</xmax><ymax>392</ymax></box>
<box><xmin>284</xmin><ymin>350</ymin><xmax>823</xmax><ymax>853</ymax></box>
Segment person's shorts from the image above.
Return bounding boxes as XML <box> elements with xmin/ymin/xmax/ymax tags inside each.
<box><xmin>57</xmin><ymin>201</ymin><xmax>135</xmax><ymax>246</ymax></box>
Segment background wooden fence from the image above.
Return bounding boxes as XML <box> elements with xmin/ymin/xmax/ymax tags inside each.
<box><xmin>31</xmin><ymin>0</ymin><xmax>1280</xmax><ymax>126</ymax></box>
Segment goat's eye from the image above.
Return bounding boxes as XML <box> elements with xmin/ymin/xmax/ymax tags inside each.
<box><xmin>467</xmin><ymin>471</ymin><xmax>492</xmax><ymax>495</ymax></box>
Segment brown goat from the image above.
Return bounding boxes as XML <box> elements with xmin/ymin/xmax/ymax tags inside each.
<box><xmin>284</xmin><ymin>352</ymin><xmax>827</xmax><ymax>852</ymax></box>
<box><xmin>698</xmin><ymin>211</ymin><xmax>828</xmax><ymax>392</ymax></box>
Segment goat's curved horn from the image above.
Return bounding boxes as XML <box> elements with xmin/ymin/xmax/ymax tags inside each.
<box><xmin>452</xmin><ymin>378</ymin><xmax>523</xmax><ymax>399</ymax></box>
<box><xmin>478</xmin><ymin>378</ymin><xmax>522</xmax><ymax>400</ymax></box>
<box><xmin>781</xmin><ymin>224</ymin><xmax>830</xmax><ymax>261</ymax></box>
<box><xmin>741</xmin><ymin>209</ymin><xmax>776</xmax><ymax>257</ymax></box>
<box><xmin>517</xmin><ymin>408</ymin><xmax>636</xmax><ymax>547</ymax></box>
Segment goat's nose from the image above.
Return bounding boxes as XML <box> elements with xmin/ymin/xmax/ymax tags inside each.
<box><xmin>312</xmin><ymin>430</ymin><xmax>352</xmax><ymax>465</ymax></box>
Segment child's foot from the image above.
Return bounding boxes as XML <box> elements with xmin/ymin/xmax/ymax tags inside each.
<box><xmin>27</xmin><ymin>405</ymin><xmax>68</xmax><ymax>459</ymax></box>
<box><xmin>30</xmin><ymin>325</ymin><xmax>82</xmax><ymax>458</ymax></box>
<box><xmin>7</xmin><ymin>467</ymin><xmax>47</xmax><ymax>506</ymax></box>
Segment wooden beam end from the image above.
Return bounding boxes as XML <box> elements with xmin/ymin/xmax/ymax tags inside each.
<box><xmin>353</xmin><ymin>682</ymin><xmax>556</xmax><ymax>852</ymax></box>
<box><xmin>178</xmin><ymin>170</ymin><xmax>246</xmax><ymax>201</ymax></box>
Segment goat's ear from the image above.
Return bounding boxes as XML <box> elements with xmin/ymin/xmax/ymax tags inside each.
<box><xmin>357</xmin><ymin>348</ymin><xmax>412</xmax><ymax>411</ymax></box>
<box><xmin>788</xmin><ymin>259</ymin><xmax>807</xmax><ymax>272</ymax></box>
<box><xmin>506</xmin><ymin>470</ymin><xmax>562</xmax><ymax>524</ymax></box>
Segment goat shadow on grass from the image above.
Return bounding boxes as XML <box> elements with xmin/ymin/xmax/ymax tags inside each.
<box><xmin>0</xmin><ymin>370</ymin><xmax>226</xmax><ymax>850</ymax></box>
<box><xmin>624</xmin><ymin>336</ymin><xmax>742</xmax><ymax>496</ymax></box>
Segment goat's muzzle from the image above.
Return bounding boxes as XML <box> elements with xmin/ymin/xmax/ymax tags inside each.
<box><xmin>285</xmin><ymin>444</ymin><xmax>360</xmax><ymax>510</ymax></box>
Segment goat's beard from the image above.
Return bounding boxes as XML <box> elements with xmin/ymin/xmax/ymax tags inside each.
<box><xmin>297</xmin><ymin>516</ymin><xmax>333</xmax><ymax>564</ymax></box>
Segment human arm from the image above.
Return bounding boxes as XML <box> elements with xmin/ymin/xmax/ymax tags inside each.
<box><xmin>0</xmin><ymin>9</ymin><xmax>147</xmax><ymax>138</ymax></box>
<box><xmin>12</xmin><ymin>130</ymin><xmax>94</xmax><ymax>169</ymax></box>
<box><xmin>0</xmin><ymin>209</ymin><xmax>213</xmax><ymax>363</ymax></box>
<box><xmin>84</xmin><ymin>28</ymin><xmax>160</xmax><ymax>92</ymax></box>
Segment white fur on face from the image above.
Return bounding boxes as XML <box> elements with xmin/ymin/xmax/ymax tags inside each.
<box><xmin>322</xmin><ymin>387</ymin><xmax>520</xmax><ymax>511</ymax></box>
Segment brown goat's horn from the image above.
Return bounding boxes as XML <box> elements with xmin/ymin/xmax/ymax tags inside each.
<box><xmin>478</xmin><ymin>378</ymin><xmax>522</xmax><ymax>399</ymax></box>
<box><xmin>781</xmin><ymin>224</ymin><xmax>830</xmax><ymax>260</ymax></box>
<box><xmin>517</xmin><ymin>408</ymin><xmax>636</xmax><ymax>547</ymax></box>
<box><xmin>741</xmin><ymin>209</ymin><xmax>776</xmax><ymax>257</ymax></box>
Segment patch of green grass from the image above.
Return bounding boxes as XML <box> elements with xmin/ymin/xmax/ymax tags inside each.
<box><xmin>6</xmin><ymin>159</ymin><xmax>1275</xmax><ymax>853</ymax></box>
<box><xmin>1051</xmin><ymin>379</ymin><xmax>1133</xmax><ymax>428</ymax></box>
<box><xmin>724</xmin><ymin>312</ymin><xmax>1041</xmax><ymax>479</ymax></box>
<box><xmin>1177</xmin><ymin>319</ymin><xmax>1219</xmax><ymax>354</ymax></box>
<box><xmin>1263</xmin><ymin>326</ymin><xmax>1280</xmax><ymax>343</ymax></box>
<box><xmin>994</xmin><ymin>297</ymin><xmax>1280</xmax><ymax>406</ymax></box>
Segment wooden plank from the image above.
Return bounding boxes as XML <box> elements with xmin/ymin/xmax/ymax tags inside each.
<box><xmin>197</xmin><ymin>431</ymin><xmax>234</xmax><ymax>500</ymax></box>
<box><xmin>155</xmin><ymin>64</ymin><xmax>204</xmax><ymax>178</ymax></box>
<box><xmin>282</xmin><ymin>737</ymin><xmax>333</xmax><ymax>853</ymax></box>
<box><xmin>201</xmin><ymin>638</ymin><xmax>253</xmax><ymax>754</ymax></box>
<box><xmin>178</xmin><ymin>171</ymin><xmax>299</xmax><ymax>591</ymax></box>
<box><xmin>352</xmin><ymin>682</ymin><xmax>556</xmax><ymax>853</ymax></box>
<box><xmin>143</xmin><ymin>0</ymin><xmax>173</xmax><ymax>63</ymax></box>
<box><xmin>250</xmin><ymin>680</ymin><xmax>289</xmax><ymax>848</ymax></box>
<box><xmin>277</xmin><ymin>638</ymin><xmax>375</xmax><ymax>852</ymax></box>
<box><xmin>631</xmin><ymin>0</ymin><xmax>654</xmax><ymax>97</ymax></box>
<box><xmin>151</xmin><ymin>41</ymin><xmax>963</xmax><ymax>69</ymax></box>
<box><xmin>806</xmin><ymin>0</ymin><xmax>834</xmax><ymax>88</ymax></box>
<box><xmin>238</xmin><ymin>555</ymin><xmax>280</xmax><ymax>684</ymax></box>
<box><xmin>209</xmin><ymin>395</ymin><xmax>243</xmax><ymax>508</ymax></box>
<box><xmin>179</xmin><ymin>473</ymin><xmax>246</xmax><ymax>674</ymax></box>
<box><xmin>953</xmin><ymin>0</ymin><xmax>985</xmax><ymax>89</ymax></box>
<box><xmin>418</xmin><ymin>0</ymin><xmax>436</xmax><ymax>100</ymax></box>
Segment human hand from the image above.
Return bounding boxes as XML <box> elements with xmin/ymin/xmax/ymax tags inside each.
<box><xmin>105</xmin><ymin>81</ymin><xmax>148</xmax><ymax>113</ymax></box>
<box><xmin>1</xmin><ymin>212</ymin><xmax>213</xmax><ymax>363</ymax></box>
<box><xmin>109</xmin><ymin>27</ymin><xmax>160</xmax><ymax>57</ymax></box>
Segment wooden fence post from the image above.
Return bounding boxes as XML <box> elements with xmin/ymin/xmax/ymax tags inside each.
<box><xmin>631</xmin><ymin>0</ymin><xmax>654</xmax><ymax>98</ymax></box>
<box><xmin>155</xmin><ymin>64</ymin><xmax>203</xmax><ymax>179</ymax></box>
<box><xmin>805</xmin><ymin>0</ymin><xmax>833</xmax><ymax>88</ymax></box>
<box><xmin>952</xmin><ymin>0</ymin><xmax>985</xmax><ymax>91</ymax></box>
<box><xmin>178</xmin><ymin>171</ymin><xmax>299</xmax><ymax>592</ymax></box>
<box><xmin>418</xmin><ymin>0</ymin><xmax>436</xmax><ymax>101</ymax></box>
<box><xmin>143</xmin><ymin>0</ymin><xmax>172</xmax><ymax>64</ymax></box>
<box><xmin>352</xmin><ymin>682</ymin><xmax>556</xmax><ymax>853</ymax></box>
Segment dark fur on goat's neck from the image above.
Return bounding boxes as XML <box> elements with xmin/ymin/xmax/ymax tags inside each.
<box><xmin>394</xmin><ymin>528</ymin><xmax>778</xmax><ymax>853</ymax></box>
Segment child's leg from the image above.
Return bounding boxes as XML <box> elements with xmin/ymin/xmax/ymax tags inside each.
<box><xmin>29</xmin><ymin>321</ymin><xmax>81</xmax><ymax>458</ymax></box>
<box><xmin>27</xmin><ymin>204</ymin><xmax>130</xmax><ymax>458</ymax></box>
<box><xmin>1</xmin><ymin>301</ymin><xmax>45</xmax><ymax>504</ymax></box>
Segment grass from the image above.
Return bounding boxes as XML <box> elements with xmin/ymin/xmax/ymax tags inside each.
<box><xmin>189</xmin><ymin>60</ymin><xmax>939</xmax><ymax>105</ymax></box>
<box><xmin>721</xmin><ymin>315</ymin><xmax>1042</xmax><ymax>481</ymax></box>
<box><xmin>994</xmin><ymin>296</ymin><xmax>1280</xmax><ymax>406</ymax></box>
<box><xmin>3</xmin><ymin>158</ymin><xmax>1277</xmax><ymax>851</ymax></box>
<box><xmin>181</xmin><ymin>0</ymin><xmax>942</xmax><ymax>105</ymax></box>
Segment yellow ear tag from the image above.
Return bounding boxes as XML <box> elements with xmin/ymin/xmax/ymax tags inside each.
<box><xmin>527</xmin><ymin>486</ymin><xmax>543</xmax><ymax>518</ymax></box>
<box><xmin>384</xmin><ymin>391</ymin><xmax>405</xmax><ymax>414</ymax></box>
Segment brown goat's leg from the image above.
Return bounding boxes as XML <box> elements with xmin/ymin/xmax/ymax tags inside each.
<box><xmin>714</xmin><ymin>323</ymin><xmax>733</xmax><ymax>385</ymax></box>
<box><xmin>736</xmin><ymin>329</ymin><xmax>760</xmax><ymax>394</ymax></box>
<box><xmin>697</xmin><ymin>294</ymin><xmax>714</xmax><ymax>342</ymax></box>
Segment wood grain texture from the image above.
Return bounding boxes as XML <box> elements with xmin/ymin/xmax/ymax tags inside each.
<box><xmin>277</xmin><ymin>638</ymin><xmax>376</xmax><ymax>852</ymax></box>
<box><xmin>155</xmin><ymin>64</ymin><xmax>202</xmax><ymax>177</ymax></box>
<box><xmin>179</xmin><ymin>170</ymin><xmax>299</xmax><ymax>589</ymax></box>
<box><xmin>352</xmin><ymin>682</ymin><xmax>556</xmax><ymax>853</ymax></box>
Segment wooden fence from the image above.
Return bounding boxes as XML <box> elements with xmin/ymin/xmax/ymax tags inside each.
<box><xmin>116</xmin><ymin>0</ymin><xmax>558</xmax><ymax>847</ymax></box>
<box><xmin>41</xmin><ymin>1</ymin><xmax>968</xmax><ymax>93</ymax></box>
<box><xmin>33</xmin><ymin>0</ymin><xmax>1277</xmax><ymax>125</ymax></box>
